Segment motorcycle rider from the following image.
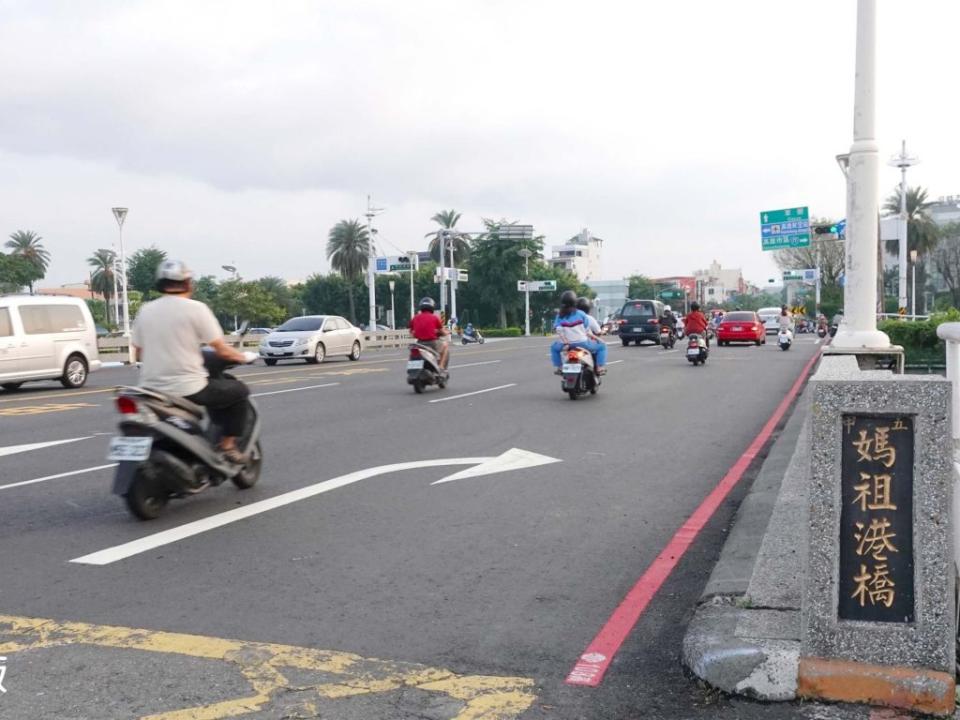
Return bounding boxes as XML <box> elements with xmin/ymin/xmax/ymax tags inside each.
<box><xmin>660</xmin><ymin>304</ymin><xmax>677</xmax><ymax>341</ymax></box>
<box><xmin>684</xmin><ymin>302</ymin><xmax>710</xmax><ymax>347</ymax></box>
<box><xmin>463</xmin><ymin>322</ymin><xmax>477</xmax><ymax>339</ymax></box>
<box><xmin>553</xmin><ymin>290</ymin><xmax>606</xmax><ymax>375</ymax></box>
<box><xmin>409</xmin><ymin>297</ymin><xmax>450</xmax><ymax>370</ymax></box>
<box><xmin>131</xmin><ymin>260</ymin><xmax>254</xmax><ymax>464</ymax></box>
<box><xmin>576</xmin><ymin>297</ymin><xmax>604</xmax><ymax>336</ymax></box>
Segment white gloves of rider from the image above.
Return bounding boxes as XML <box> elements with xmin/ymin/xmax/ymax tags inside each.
<box><xmin>242</xmin><ymin>351</ymin><xmax>259</xmax><ymax>365</ymax></box>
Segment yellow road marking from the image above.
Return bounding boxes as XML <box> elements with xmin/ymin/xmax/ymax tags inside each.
<box><xmin>0</xmin><ymin>402</ymin><xmax>98</xmax><ymax>417</ymax></box>
<box><xmin>0</xmin><ymin>614</ymin><xmax>535</xmax><ymax>720</ymax></box>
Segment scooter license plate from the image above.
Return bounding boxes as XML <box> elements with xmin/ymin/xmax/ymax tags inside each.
<box><xmin>407</xmin><ymin>360</ymin><xmax>424</xmax><ymax>370</ymax></box>
<box><xmin>107</xmin><ymin>436</ymin><xmax>153</xmax><ymax>462</ymax></box>
<box><xmin>562</xmin><ymin>363</ymin><xmax>582</xmax><ymax>373</ymax></box>
<box><xmin>687</xmin><ymin>348</ymin><xmax>700</xmax><ymax>357</ymax></box>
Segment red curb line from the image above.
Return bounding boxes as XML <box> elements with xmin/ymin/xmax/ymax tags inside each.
<box><xmin>565</xmin><ymin>347</ymin><xmax>821</xmax><ymax>687</ymax></box>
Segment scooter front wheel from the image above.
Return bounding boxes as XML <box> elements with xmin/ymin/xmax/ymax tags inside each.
<box><xmin>232</xmin><ymin>441</ymin><xmax>263</xmax><ymax>489</ymax></box>
<box><xmin>125</xmin><ymin>468</ymin><xmax>168</xmax><ymax>520</ymax></box>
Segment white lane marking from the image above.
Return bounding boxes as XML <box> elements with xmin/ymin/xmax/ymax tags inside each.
<box><xmin>432</xmin><ymin>448</ymin><xmax>561</xmax><ymax>484</ymax></box>
<box><xmin>251</xmin><ymin>383</ymin><xmax>340</xmax><ymax>398</ymax></box>
<box><xmin>449</xmin><ymin>360</ymin><xmax>502</xmax><ymax>369</ymax></box>
<box><xmin>71</xmin><ymin>456</ymin><xmax>495</xmax><ymax>565</ymax></box>
<box><xmin>0</xmin><ymin>436</ymin><xmax>93</xmax><ymax>458</ymax></box>
<box><xmin>606</xmin><ymin>360</ymin><xmax>624</xmax><ymax>366</ymax></box>
<box><xmin>0</xmin><ymin>463</ymin><xmax>117</xmax><ymax>491</ymax></box>
<box><xmin>428</xmin><ymin>383</ymin><xmax>516</xmax><ymax>404</ymax></box>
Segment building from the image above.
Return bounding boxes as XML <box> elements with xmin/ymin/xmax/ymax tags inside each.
<box><xmin>930</xmin><ymin>195</ymin><xmax>960</xmax><ymax>227</ymax></box>
<box><xmin>550</xmin><ymin>228</ymin><xmax>602</xmax><ymax>281</ymax></box>
<box><xmin>585</xmin><ymin>279</ymin><xmax>628</xmax><ymax>321</ymax></box>
<box><xmin>36</xmin><ymin>286</ymin><xmax>104</xmax><ymax>301</ymax></box>
<box><xmin>692</xmin><ymin>260</ymin><xmax>746</xmax><ymax>305</ymax></box>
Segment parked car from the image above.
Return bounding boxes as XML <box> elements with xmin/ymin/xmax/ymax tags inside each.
<box><xmin>246</xmin><ymin>327</ymin><xmax>273</xmax><ymax>336</ymax></box>
<box><xmin>259</xmin><ymin>315</ymin><xmax>363</xmax><ymax>366</ymax></box>
<box><xmin>757</xmin><ymin>306</ymin><xmax>783</xmax><ymax>334</ymax></box>
<box><xmin>617</xmin><ymin>299</ymin><xmax>665</xmax><ymax>345</ymax></box>
<box><xmin>0</xmin><ymin>295</ymin><xmax>102</xmax><ymax>390</ymax></box>
<box><xmin>716</xmin><ymin>311</ymin><xmax>765</xmax><ymax>346</ymax></box>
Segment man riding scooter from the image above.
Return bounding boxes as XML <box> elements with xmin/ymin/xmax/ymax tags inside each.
<box><xmin>552</xmin><ymin>291</ymin><xmax>606</xmax><ymax>375</ymax></box>
<box><xmin>131</xmin><ymin>260</ymin><xmax>256</xmax><ymax>465</ymax></box>
<box><xmin>409</xmin><ymin>297</ymin><xmax>450</xmax><ymax>371</ymax></box>
<box><xmin>684</xmin><ymin>302</ymin><xmax>710</xmax><ymax>347</ymax></box>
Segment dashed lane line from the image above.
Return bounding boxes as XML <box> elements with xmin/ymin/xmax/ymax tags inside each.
<box><xmin>0</xmin><ymin>613</ymin><xmax>536</xmax><ymax>720</ymax></box>
<box><xmin>0</xmin><ymin>463</ymin><xmax>117</xmax><ymax>491</ymax></box>
<box><xmin>0</xmin><ymin>402</ymin><xmax>99</xmax><ymax>417</ymax></box>
<box><xmin>428</xmin><ymin>384</ymin><xmax>517</xmax><ymax>404</ymax></box>
<box><xmin>251</xmin><ymin>382</ymin><xmax>339</xmax><ymax>398</ymax></box>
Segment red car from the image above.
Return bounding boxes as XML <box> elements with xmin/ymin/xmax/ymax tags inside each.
<box><xmin>717</xmin><ymin>311</ymin><xmax>765</xmax><ymax>346</ymax></box>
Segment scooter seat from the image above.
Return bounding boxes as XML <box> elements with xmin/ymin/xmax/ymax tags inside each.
<box><xmin>165</xmin><ymin>395</ymin><xmax>205</xmax><ymax>417</ymax></box>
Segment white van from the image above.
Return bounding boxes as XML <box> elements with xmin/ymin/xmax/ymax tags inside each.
<box><xmin>0</xmin><ymin>295</ymin><xmax>102</xmax><ymax>390</ymax></box>
<box><xmin>757</xmin><ymin>306</ymin><xmax>783</xmax><ymax>335</ymax></box>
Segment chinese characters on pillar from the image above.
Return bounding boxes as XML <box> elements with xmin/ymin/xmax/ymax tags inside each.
<box><xmin>839</xmin><ymin>415</ymin><xmax>914</xmax><ymax>622</ymax></box>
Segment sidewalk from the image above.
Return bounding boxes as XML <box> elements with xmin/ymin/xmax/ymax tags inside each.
<box><xmin>682</xmin><ymin>387</ymin><xmax>811</xmax><ymax>700</ymax></box>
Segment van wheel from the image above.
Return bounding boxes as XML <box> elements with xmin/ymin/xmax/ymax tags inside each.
<box><xmin>1</xmin><ymin>382</ymin><xmax>23</xmax><ymax>391</ymax></box>
<box><xmin>621</xmin><ymin>338</ymin><xmax>630</xmax><ymax>346</ymax></box>
<box><xmin>264</xmin><ymin>359</ymin><xmax>277</xmax><ymax>366</ymax></box>
<box><xmin>61</xmin><ymin>354</ymin><xmax>88</xmax><ymax>388</ymax></box>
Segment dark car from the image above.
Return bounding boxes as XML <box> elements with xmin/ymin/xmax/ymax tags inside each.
<box><xmin>618</xmin><ymin>299</ymin><xmax>665</xmax><ymax>346</ymax></box>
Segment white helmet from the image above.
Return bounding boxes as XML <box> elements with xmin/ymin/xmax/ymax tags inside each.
<box><xmin>664</xmin><ymin>305</ymin><xmax>672</xmax><ymax>312</ymax></box>
<box><xmin>155</xmin><ymin>259</ymin><xmax>193</xmax><ymax>282</ymax></box>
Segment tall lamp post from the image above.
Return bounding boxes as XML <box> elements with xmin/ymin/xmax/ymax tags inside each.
<box><xmin>222</xmin><ymin>264</ymin><xmax>239</xmax><ymax>331</ymax></box>
<box><xmin>888</xmin><ymin>141</ymin><xmax>918</xmax><ymax>316</ymax></box>
<box><xmin>518</xmin><ymin>249</ymin><xmax>532</xmax><ymax>337</ymax></box>
<box><xmin>111</xmin><ymin>208</ymin><xmax>133</xmax><ymax>363</ymax></box>
<box><xmin>388</xmin><ymin>279</ymin><xmax>396</xmax><ymax>329</ymax></box>
<box><xmin>910</xmin><ymin>249</ymin><xmax>918</xmax><ymax>318</ymax></box>
<box><xmin>832</xmin><ymin>0</ymin><xmax>890</xmax><ymax>351</ymax></box>
<box><xmin>406</xmin><ymin>250</ymin><xmax>418</xmax><ymax>320</ymax></box>
<box><xmin>365</xmin><ymin>196</ymin><xmax>384</xmax><ymax>332</ymax></box>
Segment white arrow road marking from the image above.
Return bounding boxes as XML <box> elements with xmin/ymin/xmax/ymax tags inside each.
<box><xmin>428</xmin><ymin>383</ymin><xmax>516</xmax><ymax>404</ymax></box>
<box><xmin>0</xmin><ymin>436</ymin><xmax>92</xmax><ymax>458</ymax></box>
<box><xmin>0</xmin><ymin>463</ymin><xmax>117</xmax><ymax>491</ymax></box>
<box><xmin>70</xmin><ymin>448</ymin><xmax>561</xmax><ymax>566</ymax></box>
<box><xmin>431</xmin><ymin>448</ymin><xmax>561</xmax><ymax>485</ymax></box>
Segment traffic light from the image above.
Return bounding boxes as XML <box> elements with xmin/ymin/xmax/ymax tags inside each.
<box><xmin>814</xmin><ymin>225</ymin><xmax>835</xmax><ymax>235</ymax></box>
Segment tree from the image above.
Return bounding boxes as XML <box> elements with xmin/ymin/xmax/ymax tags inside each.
<box><xmin>468</xmin><ymin>219</ymin><xmax>544</xmax><ymax>328</ymax></box>
<box><xmin>326</xmin><ymin>219</ymin><xmax>370</xmax><ymax>324</ymax></box>
<box><xmin>5</xmin><ymin>230</ymin><xmax>49</xmax><ymax>293</ymax></box>
<box><xmin>426</xmin><ymin>210</ymin><xmax>471</xmax><ymax>265</ymax></box>
<box><xmin>932</xmin><ymin>223</ymin><xmax>960</xmax><ymax>309</ymax></box>
<box><xmin>0</xmin><ymin>252</ymin><xmax>38</xmax><ymax>293</ymax></box>
<box><xmin>301</xmin><ymin>273</ymin><xmax>353</xmax><ymax>319</ymax></box>
<box><xmin>627</xmin><ymin>274</ymin><xmax>656</xmax><ymax>299</ymax></box>
<box><xmin>773</xmin><ymin>218</ymin><xmax>845</xmax><ymax>287</ymax></box>
<box><xmin>213</xmin><ymin>279</ymin><xmax>286</xmax><ymax>328</ymax></box>
<box><xmin>882</xmin><ymin>186</ymin><xmax>940</xmax><ymax>257</ymax></box>
<box><xmin>255</xmin><ymin>276</ymin><xmax>297</xmax><ymax>318</ymax></box>
<box><xmin>127</xmin><ymin>246</ymin><xmax>167</xmax><ymax>296</ymax></box>
<box><xmin>192</xmin><ymin>275</ymin><xmax>219</xmax><ymax>308</ymax></box>
<box><xmin>87</xmin><ymin>249</ymin><xmax>116</xmax><ymax>323</ymax></box>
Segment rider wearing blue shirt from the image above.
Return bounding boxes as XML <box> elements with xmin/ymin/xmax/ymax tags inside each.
<box><xmin>551</xmin><ymin>290</ymin><xmax>607</xmax><ymax>375</ymax></box>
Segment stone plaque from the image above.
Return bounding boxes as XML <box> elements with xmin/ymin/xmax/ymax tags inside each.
<box><xmin>838</xmin><ymin>414</ymin><xmax>914</xmax><ymax>623</ymax></box>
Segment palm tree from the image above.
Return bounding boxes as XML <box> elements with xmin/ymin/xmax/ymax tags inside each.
<box><xmin>882</xmin><ymin>186</ymin><xmax>940</xmax><ymax>256</ymax></box>
<box><xmin>6</xmin><ymin>230</ymin><xmax>50</xmax><ymax>293</ymax></box>
<box><xmin>326</xmin><ymin>219</ymin><xmax>370</xmax><ymax>323</ymax></box>
<box><xmin>425</xmin><ymin>209</ymin><xmax>470</xmax><ymax>264</ymax></box>
<box><xmin>88</xmin><ymin>249</ymin><xmax>116</xmax><ymax>322</ymax></box>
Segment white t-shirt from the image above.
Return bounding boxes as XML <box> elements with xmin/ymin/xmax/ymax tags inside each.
<box><xmin>131</xmin><ymin>295</ymin><xmax>224</xmax><ymax>396</ymax></box>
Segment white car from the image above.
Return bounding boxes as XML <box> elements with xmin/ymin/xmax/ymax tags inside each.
<box><xmin>259</xmin><ymin>315</ymin><xmax>363</xmax><ymax>366</ymax></box>
<box><xmin>0</xmin><ymin>295</ymin><xmax>102</xmax><ymax>390</ymax></box>
<box><xmin>757</xmin><ymin>306</ymin><xmax>783</xmax><ymax>335</ymax></box>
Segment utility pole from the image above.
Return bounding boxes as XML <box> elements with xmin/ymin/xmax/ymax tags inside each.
<box><xmin>438</xmin><ymin>230</ymin><xmax>447</xmax><ymax>319</ymax></box>
<box><xmin>832</xmin><ymin>0</ymin><xmax>889</xmax><ymax>351</ymax></box>
<box><xmin>888</xmin><ymin>140</ymin><xmax>918</xmax><ymax>316</ymax></box>
<box><xmin>910</xmin><ymin>249</ymin><xmax>918</xmax><ymax>318</ymax></box>
<box><xmin>111</xmin><ymin>208</ymin><xmax>133</xmax><ymax>363</ymax></box>
<box><xmin>448</xmin><ymin>238</ymin><xmax>457</xmax><ymax>324</ymax></box>
<box><xmin>365</xmin><ymin>195</ymin><xmax>384</xmax><ymax>332</ymax></box>
<box><xmin>518</xmin><ymin>249</ymin><xmax>532</xmax><ymax>337</ymax></box>
<box><xmin>407</xmin><ymin>250</ymin><xmax>418</xmax><ymax>321</ymax></box>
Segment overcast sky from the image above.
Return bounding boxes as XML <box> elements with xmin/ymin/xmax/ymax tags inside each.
<box><xmin>2</xmin><ymin>0</ymin><xmax>957</xmax><ymax>289</ymax></box>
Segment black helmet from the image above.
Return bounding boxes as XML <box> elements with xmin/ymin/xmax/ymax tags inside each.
<box><xmin>418</xmin><ymin>297</ymin><xmax>436</xmax><ymax>311</ymax></box>
<box><xmin>560</xmin><ymin>290</ymin><xmax>577</xmax><ymax>309</ymax></box>
<box><xmin>575</xmin><ymin>296</ymin><xmax>592</xmax><ymax>313</ymax></box>
<box><xmin>691</xmin><ymin>302</ymin><xmax>701</xmax><ymax>311</ymax></box>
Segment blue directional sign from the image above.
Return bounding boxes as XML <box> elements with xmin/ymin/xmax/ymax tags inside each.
<box><xmin>761</xmin><ymin>206</ymin><xmax>810</xmax><ymax>251</ymax></box>
<box><xmin>375</xmin><ymin>257</ymin><xmax>388</xmax><ymax>272</ymax></box>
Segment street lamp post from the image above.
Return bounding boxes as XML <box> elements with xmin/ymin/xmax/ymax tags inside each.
<box><xmin>448</xmin><ymin>238</ymin><xmax>457</xmax><ymax>326</ymax></box>
<box><xmin>388</xmin><ymin>279</ymin><xmax>396</xmax><ymax>329</ymax></box>
<box><xmin>832</xmin><ymin>0</ymin><xmax>890</xmax><ymax>351</ymax></box>
<box><xmin>111</xmin><ymin>250</ymin><xmax>120</xmax><ymax>327</ymax></box>
<box><xmin>407</xmin><ymin>250</ymin><xmax>418</xmax><ymax>321</ymax></box>
<box><xmin>111</xmin><ymin>208</ymin><xmax>133</xmax><ymax>363</ymax></box>
<box><xmin>518</xmin><ymin>249</ymin><xmax>533</xmax><ymax>337</ymax></box>
<box><xmin>222</xmin><ymin>264</ymin><xmax>239</xmax><ymax>331</ymax></box>
<box><xmin>888</xmin><ymin>140</ymin><xmax>918</xmax><ymax>316</ymax></box>
<box><xmin>910</xmin><ymin>249</ymin><xmax>918</xmax><ymax>318</ymax></box>
<box><xmin>365</xmin><ymin>196</ymin><xmax>383</xmax><ymax>332</ymax></box>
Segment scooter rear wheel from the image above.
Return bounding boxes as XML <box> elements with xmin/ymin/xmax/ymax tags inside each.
<box><xmin>232</xmin><ymin>441</ymin><xmax>263</xmax><ymax>489</ymax></box>
<box><xmin>413</xmin><ymin>380</ymin><xmax>425</xmax><ymax>394</ymax></box>
<box><xmin>125</xmin><ymin>468</ymin><xmax>168</xmax><ymax>520</ymax></box>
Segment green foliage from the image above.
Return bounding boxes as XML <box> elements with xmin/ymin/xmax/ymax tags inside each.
<box><xmin>127</xmin><ymin>246</ymin><xmax>167</xmax><ymax>296</ymax></box>
<box><xmin>877</xmin><ymin>309</ymin><xmax>960</xmax><ymax>364</ymax></box>
<box><xmin>5</xmin><ymin>230</ymin><xmax>49</xmax><ymax>293</ymax></box>
<box><xmin>426</xmin><ymin>210</ymin><xmax>470</xmax><ymax>264</ymax></box>
<box><xmin>327</xmin><ymin>219</ymin><xmax>370</xmax><ymax>323</ymax></box>
<box><xmin>87</xmin><ymin>249</ymin><xmax>116</xmax><ymax>309</ymax></box>
<box><xmin>85</xmin><ymin>299</ymin><xmax>109</xmax><ymax>327</ymax></box>
<box><xmin>213</xmin><ymin>279</ymin><xmax>287</xmax><ymax>327</ymax></box>
<box><xmin>626</xmin><ymin>274</ymin><xmax>656</xmax><ymax>299</ymax></box>
<box><xmin>478</xmin><ymin>327</ymin><xmax>522</xmax><ymax>337</ymax></box>
<box><xmin>192</xmin><ymin>275</ymin><xmax>219</xmax><ymax>307</ymax></box>
<box><xmin>301</xmin><ymin>273</ymin><xmax>353</xmax><ymax>319</ymax></box>
<box><xmin>0</xmin><ymin>252</ymin><xmax>41</xmax><ymax>292</ymax></box>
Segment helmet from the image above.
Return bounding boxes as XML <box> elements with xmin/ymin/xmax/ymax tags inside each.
<box><xmin>418</xmin><ymin>297</ymin><xmax>436</xmax><ymax>311</ymax></box>
<box><xmin>560</xmin><ymin>290</ymin><xmax>577</xmax><ymax>308</ymax></box>
<box><xmin>691</xmin><ymin>302</ymin><xmax>701</xmax><ymax>311</ymax></box>
<box><xmin>575</xmin><ymin>297</ymin><xmax>592</xmax><ymax>313</ymax></box>
<box><xmin>664</xmin><ymin>305</ymin><xmax>672</xmax><ymax>312</ymax></box>
<box><xmin>155</xmin><ymin>260</ymin><xmax>193</xmax><ymax>282</ymax></box>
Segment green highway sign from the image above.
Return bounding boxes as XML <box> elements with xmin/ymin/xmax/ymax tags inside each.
<box><xmin>659</xmin><ymin>289</ymin><xmax>684</xmax><ymax>300</ymax></box>
<box><xmin>761</xmin><ymin>206</ymin><xmax>810</xmax><ymax>251</ymax></box>
<box><xmin>782</xmin><ymin>270</ymin><xmax>804</xmax><ymax>281</ymax></box>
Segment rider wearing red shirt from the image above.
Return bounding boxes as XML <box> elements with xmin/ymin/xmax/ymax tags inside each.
<box><xmin>684</xmin><ymin>302</ymin><xmax>710</xmax><ymax>345</ymax></box>
<box><xmin>409</xmin><ymin>297</ymin><xmax>450</xmax><ymax>369</ymax></box>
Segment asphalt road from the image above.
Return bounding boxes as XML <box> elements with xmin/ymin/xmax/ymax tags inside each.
<box><xmin>0</xmin><ymin>334</ymin><xmax>839</xmax><ymax>719</ymax></box>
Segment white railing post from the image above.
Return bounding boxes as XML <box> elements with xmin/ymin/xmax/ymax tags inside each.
<box><xmin>937</xmin><ymin>323</ymin><xmax>960</xmax><ymax>443</ymax></box>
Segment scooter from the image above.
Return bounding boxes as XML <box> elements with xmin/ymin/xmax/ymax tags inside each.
<box><xmin>461</xmin><ymin>329</ymin><xmax>485</xmax><ymax>345</ymax></box>
<box><xmin>778</xmin><ymin>328</ymin><xmax>794</xmax><ymax>351</ymax></box>
<box><xmin>407</xmin><ymin>342</ymin><xmax>448</xmax><ymax>393</ymax></box>
<box><xmin>108</xmin><ymin>349</ymin><xmax>262</xmax><ymax>520</ymax></box>
<box><xmin>659</xmin><ymin>325</ymin><xmax>676</xmax><ymax>349</ymax></box>
<box><xmin>686</xmin><ymin>333</ymin><xmax>709</xmax><ymax>366</ymax></box>
<box><xmin>560</xmin><ymin>346</ymin><xmax>601</xmax><ymax>400</ymax></box>
<box><xmin>817</xmin><ymin>325</ymin><xmax>828</xmax><ymax>339</ymax></box>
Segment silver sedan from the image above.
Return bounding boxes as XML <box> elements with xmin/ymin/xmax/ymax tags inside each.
<box><xmin>259</xmin><ymin>315</ymin><xmax>363</xmax><ymax>366</ymax></box>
